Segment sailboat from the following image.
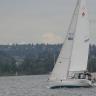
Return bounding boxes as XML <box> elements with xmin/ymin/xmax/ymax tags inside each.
<box><xmin>48</xmin><ymin>0</ymin><xmax>92</xmax><ymax>88</ymax></box>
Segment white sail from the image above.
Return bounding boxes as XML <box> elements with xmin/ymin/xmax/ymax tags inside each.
<box><xmin>49</xmin><ymin>0</ymin><xmax>89</xmax><ymax>81</ymax></box>
<box><xmin>49</xmin><ymin>0</ymin><xmax>81</xmax><ymax>81</ymax></box>
<box><xmin>69</xmin><ymin>0</ymin><xmax>89</xmax><ymax>72</ymax></box>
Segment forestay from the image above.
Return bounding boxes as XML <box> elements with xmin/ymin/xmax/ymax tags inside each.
<box><xmin>49</xmin><ymin>0</ymin><xmax>81</xmax><ymax>81</ymax></box>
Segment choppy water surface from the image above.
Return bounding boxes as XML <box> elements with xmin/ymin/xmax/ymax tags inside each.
<box><xmin>0</xmin><ymin>75</ymin><xmax>96</xmax><ymax>96</ymax></box>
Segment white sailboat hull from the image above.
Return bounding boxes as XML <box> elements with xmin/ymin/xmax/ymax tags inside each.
<box><xmin>48</xmin><ymin>0</ymin><xmax>91</xmax><ymax>88</ymax></box>
<box><xmin>48</xmin><ymin>79</ymin><xmax>92</xmax><ymax>88</ymax></box>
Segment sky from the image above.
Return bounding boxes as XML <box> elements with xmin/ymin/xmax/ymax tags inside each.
<box><xmin>0</xmin><ymin>0</ymin><xmax>96</xmax><ymax>44</ymax></box>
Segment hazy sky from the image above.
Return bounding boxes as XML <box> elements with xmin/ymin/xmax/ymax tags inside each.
<box><xmin>0</xmin><ymin>0</ymin><xmax>96</xmax><ymax>44</ymax></box>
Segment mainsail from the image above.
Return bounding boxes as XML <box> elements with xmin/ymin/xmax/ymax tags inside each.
<box><xmin>49</xmin><ymin>0</ymin><xmax>89</xmax><ymax>81</ymax></box>
<box><xmin>69</xmin><ymin>0</ymin><xmax>89</xmax><ymax>72</ymax></box>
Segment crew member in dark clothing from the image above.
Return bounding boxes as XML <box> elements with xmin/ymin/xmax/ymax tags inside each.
<box><xmin>84</xmin><ymin>71</ymin><xmax>92</xmax><ymax>80</ymax></box>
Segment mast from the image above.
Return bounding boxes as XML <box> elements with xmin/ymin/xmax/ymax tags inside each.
<box><xmin>49</xmin><ymin>0</ymin><xmax>81</xmax><ymax>81</ymax></box>
<box><xmin>49</xmin><ymin>0</ymin><xmax>89</xmax><ymax>81</ymax></box>
<box><xmin>66</xmin><ymin>0</ymin><xmax>81</xmax><ymax>78</ymax></box>
<box><xmin>69</xmin><ymin>0</ymin><xmax>89</xmax><ymax>72</ymax></box>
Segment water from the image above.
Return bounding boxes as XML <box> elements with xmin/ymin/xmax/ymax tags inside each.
<box><xmin>0</xmin><ymin>75</ymin><xmax>96</xmax><ymax>96</ymax></box>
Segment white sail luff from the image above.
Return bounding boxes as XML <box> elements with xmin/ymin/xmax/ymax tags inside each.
<box><xmin>49</xmin><ymin>0</ymin><xmax>81</xmax><ymax>81</ymax></box>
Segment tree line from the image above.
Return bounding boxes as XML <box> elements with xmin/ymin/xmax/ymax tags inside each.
<box><xmin>0</xmin><ymin>44</ymin><xmax>96</xmax><ymax>76</ymax></box>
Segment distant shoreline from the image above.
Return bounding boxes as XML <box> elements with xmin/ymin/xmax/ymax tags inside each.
<box><xmin>0</xmin><ymin>44</ymin><xmax>96</xmax><ymax>76</ymax></box>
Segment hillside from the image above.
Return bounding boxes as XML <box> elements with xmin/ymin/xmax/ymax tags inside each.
<box><xmin>0</xmin><ymin>44</ymin><xmax>95</xmax><ymax>75</ymax></box>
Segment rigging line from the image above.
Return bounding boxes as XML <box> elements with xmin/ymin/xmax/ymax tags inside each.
<box><xmin>66</xmin><ymin>0</ymin><xmax>81</xmax><ymax>79</ymax></box>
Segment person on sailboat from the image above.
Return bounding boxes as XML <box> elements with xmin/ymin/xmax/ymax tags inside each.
<box><xmin>84</xmin><ymin>71</ymin><xmax>92</xmax><ymax>80</ymax></box>
<box><xmin>78</xmin><ymin>71</ymin><xmax>91</xmax><ymax>80</ymax></box>
<box><xmin>78</xmin><ymin>73</ymin><xmax>85</xmax><ymax>79</ymax></box>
